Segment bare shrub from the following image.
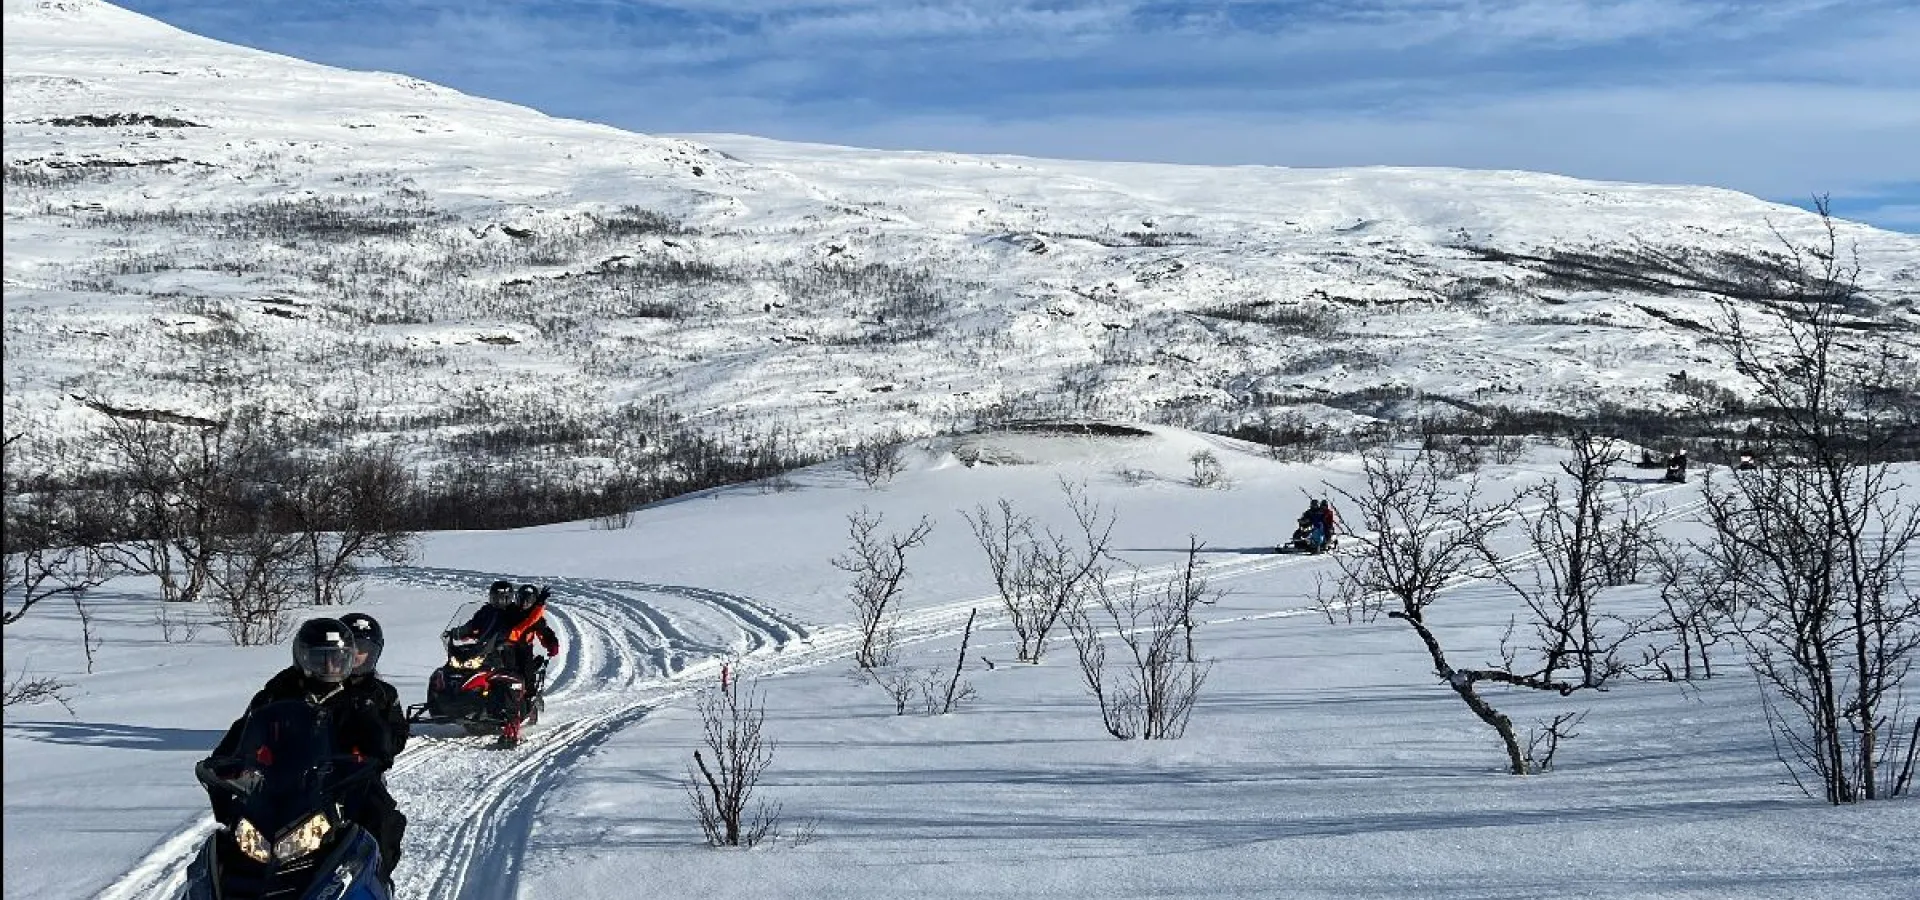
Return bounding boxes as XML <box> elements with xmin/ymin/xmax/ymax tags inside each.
<box><xmin>201</xmin><ymin>521</ymin><xmax>308</xmax><ymax>647</ymax></box>
<box><xmin>3</xmin><ymin>663</ymin><xmax>74</xmax><ymax>713</ymax></box>
<box><xmin>1638</xmin><ymin>538</ymin><xmax>1735</xmax><ymax>681</ymax></box>
<box><xmin>1421</xmin><ymin>432</ymin><xmax>1486</xmax><ymax>476</ymax></box>
<box><xmin>832</xmin><ymin>508</ymin><xmax>933</xmax><ymax>669</ymax></box>
<box><xmin>963</xmin><ymin>480</ymin><xmax>1115</xmax><ymax>663</ymax></box>
<box><xmin>2</xmin><ymin>489</ymin><xmax>118</xmax><ymax>626</ymax></box>
<box><xmin>1111</xmin><ymin>465</ymin><xmax>1151</xmax><ymax>486</ymax></box>
<box><xmin>592</xmin><ymin>508</ymin><xmax>635</xmax><ymax>530</ymax></box>
<box><xmin>1692</xmin><ymin>201</ymin><xmax>1920</xmax><ymax>802</ymax></box>
<box><xmin>1489</xmin><ymin>436</ymin><xmax>1528</xmax><ymax>465</ymax></box>
<box><xmin>861</xmin><ymin>666</ymin><xmax>921</xmax><ymax>715</ymax></box>
<box><xmin>151</xmin><ymin>602</ymin><xmax>203</xmax><ymax>644</ymax></box>
<box><xmin>1327</xmin><ymin>449</ymin><xmax>1589</xmax><ymax>775</ymax></box>
<box><xmin>1187</xmin><ymin>449</ymin><xmax>1228</xmax><ymax>489</ymax></box>
<box><xmin>1200</xmin><ymin>300</ymin><xmax>1345</xmax><ymax>338</ymax></box>
<box><xmin>1232</xmin><ymin>412</ymin><xmax>1330</xmax><ymax>464</ymax></box>
<box><xmin>1525</xmin><ymin>711</ymin><xmax>1587</xmax><ymax>773</ymax></box>
<box><xmin>1066</xmin><ymin>542</ymin><xmax>1215</xmax><ymax>740</ymax></box>
<box><xmin>1491</xmin><ymin>433</ymin><xmax>1651</xmax><ymax>688</ymax></box>
<box><xmin>274</xmin><ymin>447</ymin><xmax>417</xmax><ymax>605</ymax></box>
<box><xmin>847</xmin><ymin>434</ymin><xmax>908</xmax><ymax>489</ymax></box>
<box><xmin>686</xmin><ymin>679</ymin><xmax>782</xmax><ymax>847</ymax></box>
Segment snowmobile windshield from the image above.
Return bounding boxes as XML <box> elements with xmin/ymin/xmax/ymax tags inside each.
<box><xmin>443</xmin><ymin>601</ymin><xmax>509</xmax><ymax>668</ymax></box>
<box><xmin>206</xmin><ymin>699</ymin><xmax>365</xmax><ymax>840</ymax></box>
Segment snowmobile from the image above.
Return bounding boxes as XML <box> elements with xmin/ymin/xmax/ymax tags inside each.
<box><xmin>407</xmin><ymin>601</ymin><xmax>545</xmax><ymax>747</ymax></box>
<box><xmin>185</xmin><ymin>699</ymin><xmax>392</xmax><ymax>900</ymax></box>
<box><xmin>1663</xmin><ymin>460</ymin><xmax>1688</xmax><ymax>483</ymax></box>
<box><xmin>1279</xmin><ymin>519</ymin><xmax>1334</xmax><ymax>554</ymax></box>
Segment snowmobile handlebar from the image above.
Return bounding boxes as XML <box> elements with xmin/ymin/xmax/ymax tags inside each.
<box><xmin>195</xmin><ymin>751</ymin><xmax>383</xmax><ymax>798</ymax></box>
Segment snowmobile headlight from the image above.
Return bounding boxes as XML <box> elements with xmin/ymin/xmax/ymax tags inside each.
<box><xmin>273</xmin><ymin>812</ymin><xmax>332</xmax><ymax>862</ymax></box>
<box><xmin>449</xmin><ymin>654</ymin><xmax>483</xmax><ymax>670</ymax></box>
<box><xmin>234</xmin><ymin>818</ymin><xmax>272</xmax><ymax>864</ymax></box>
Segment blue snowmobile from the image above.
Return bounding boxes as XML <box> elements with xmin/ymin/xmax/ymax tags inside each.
<box><xmin>184</xmin><ymin>699</ymin><xmax>391</xmax><ymax>900</ymax></box>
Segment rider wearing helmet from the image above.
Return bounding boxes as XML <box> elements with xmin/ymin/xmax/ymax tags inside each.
<box><xmin>211</xmin><ymin>617</ymin><xmax>406</xmax><ymax>890</ymax></box>
<box><xmin>508</xmin><ymin>584</ymin><xmax>560</xmax><ymax>697</ymax></box>
<box><xmin>337</xmin><ymin>612</ymin><xmax>409</xmax><ymax>886</ymax></box>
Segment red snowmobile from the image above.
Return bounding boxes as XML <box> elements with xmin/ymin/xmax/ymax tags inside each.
<box><xmin>407</xmin><ymin>601</ymin><xmax>547</xmax><ymax>747</ymax></box>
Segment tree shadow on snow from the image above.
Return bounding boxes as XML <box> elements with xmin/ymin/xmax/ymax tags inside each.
<box><xmin>5</xmin><ymin>720</ymin><xmax>225</xmax><ymax>752</ymax></box>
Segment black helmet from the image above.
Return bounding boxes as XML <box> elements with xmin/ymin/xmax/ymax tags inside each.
<box><xmin>514</xmin><ymin>583</ymin><xmax>542</xmax><ymax>611</ymax></box>
<box><xmin>292</xmin><ymin>618</ymin><xmax>356</xmax><ymax>685</ymax></box>
<box><xmin>488</xmin><ymin>579</ymin><xmax>516</xmax><ymax>608</ymax></box>
<box><xmin>339</xmin><ymin>612</ymin><xmax>384</xmax><ymax>677</ymax></box>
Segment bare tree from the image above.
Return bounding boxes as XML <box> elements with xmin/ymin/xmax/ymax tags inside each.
<box><xmin>201</xmin><ymin>521</ymin><xmax>308</xmax><ymax>647</ymax></box>
<box><xmin>275</xmin><ymin>448</ymin><xmax>417</xmax><ymax>606</ymax></box>
<box><xmin>1187</xmin><ymin>449</ymin><xmax>1227</xmax><ymax>489</ymax></box>
<box><xmin>3</xmin><ymin>489</ymin><xmax>117</xmax><ymax>626</ymax></box>
<box><xmin>1691</xmin><ymin>200</ymin><xmax>1920</xmax><ymax>802</ymax></box>
<box><xmin>1327</xmin><ymin>449</ymin><xmax>1587</xmax><ymax>775</ymax></box>
<box><xmin>963</xmin><ymin>479</ymin><xmax>1114</xmax><ymax>663</ymax></box>
<box><xmin>93</xmin><ymin>415</ymin><xmax>265</xmax><ymax>605</ymax></box>
<box><xmin>934</xmin><ymin>608</ymin><xmax>979</xmax><ymax>715</ymax></box>
<box><xmin>847</xmin><ymin>432</ymin><xmax>908</xmax><ymax>489</ymax></box>
<box><xmin>832</xmin><ymin>508</ymin><xmax>933</xmax><ymax>669</ymax></box>
<box><xmin>1491</xmin><ymin>433</ymin><xmax>1650</xmax><ymax>688</ymax></box>
<box><xmin>685</xmin><ymin>678</ymin><xmax>782</xmax><ymax>847</ymax></box>
<box><xmin>1066</xmin><ymin>557</ymin><xmax>1212</xmax><ymax>740</ymax></box>
<box><xmin>3</xmin><ymin>661</ymin><xmax>74</xmax><ymax>714</ymax></box>
<box><xmin>1638</xmin><ymin>538</ymin><xmax>1736</xmax><ymax>681</ymax></box>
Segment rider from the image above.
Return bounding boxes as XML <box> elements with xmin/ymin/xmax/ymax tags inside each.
<box><xmin>507</xmin><ymin>583</ymin><xmax>560</xmax><ymax>697</ymax></box>
<box><xmin>338</xmin><ymin>612</ymin><xmax>408</xmax><ymax>887</ymax></box>
<box><xmin>457</xmin><ymin>579</ymin><xmax>523</xmax><ymax>637</ymax></box>
<box><xmin>211</xmin><ymin>618</ymin><xmax>405</xmax><ymax>890</ymax></box>
<box><xmin>454</xmin><ymin>581</ymin><xmax>560</xmax><ymax>734</ymax></box>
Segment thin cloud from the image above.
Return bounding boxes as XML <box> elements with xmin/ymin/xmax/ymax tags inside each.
<box><xmin>112</xmin><ymin>0</ymin><xmax>1920</xmax><ymax>230</ymax></box>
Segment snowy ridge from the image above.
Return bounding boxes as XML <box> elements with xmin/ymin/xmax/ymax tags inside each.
<box><xmin>5</xmin><ymin>1</ymin><xmax>1918</xmax><ymax>471</ymax></box>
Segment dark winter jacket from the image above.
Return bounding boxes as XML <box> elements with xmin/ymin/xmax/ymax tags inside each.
<box><xmin>212</xmin><ymin>666</ymin><xmax>402</xmax><ymax>768</ymax></box>
<box><xmin>347</xmin><ymin>672</ymin><xmax>411</xmax><ymax>758</ymax></box>
<box><xmin>461</xmin><ymin>604</ymin><xmax>560</xmax><ymax>657</ymax></box>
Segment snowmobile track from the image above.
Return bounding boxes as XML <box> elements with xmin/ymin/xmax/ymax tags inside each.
<box><xmin>94</xmin><ymin>481</ymin><xmax>1700</xmax><ymax>899</ymax></box>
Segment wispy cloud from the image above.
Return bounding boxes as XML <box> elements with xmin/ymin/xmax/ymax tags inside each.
<box><xmin>113</xmin><ymin>0</ymin><xmax>1920</xmax><ymax>231</ymax></box>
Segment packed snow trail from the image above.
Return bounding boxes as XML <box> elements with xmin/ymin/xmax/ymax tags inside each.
<box><xmin>88</xmin><ymin>567</ymin><xmax>808</xmax><ymax>900</ymax></box>
<box><xmin>92</xmin><ymin>481</ymin><xmax>1698</xmax><ymax>899</ymax></box>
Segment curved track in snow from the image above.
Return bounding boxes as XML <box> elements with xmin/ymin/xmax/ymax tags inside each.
<box><xmin>94</xmin><ymin>481</ymin><xmax>1699</xmax><ymax>899</ymax></box>
<box><xmin>91</xmin><ymin>567</ymin><xmax>810</xmax><ymax>900</ymax></box>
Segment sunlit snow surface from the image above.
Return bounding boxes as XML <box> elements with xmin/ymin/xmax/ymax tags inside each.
<box><xmin>7</xmin><ymin>426</ymin><xmax>1919</xmax><ymax>899</ymax></box>
<box><xmin>6</xmin><ymin>0</ymin><xmax>1918</xmax><ymax>468</ymax></box>
<box><xmin>5</xmin><ymin>4</ymin><xmax>1920</xmax><ymax>897</ymax></box>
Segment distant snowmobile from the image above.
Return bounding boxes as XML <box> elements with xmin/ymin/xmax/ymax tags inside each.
<box><xmin>408</xmin><ymin>601</ymin><xmax>546</xmax><ymax>747</ymax></box>
<box><xmin>185</xmin><ymin>699</ymin><xmax>392</xmax><ymax>900</ymax></box>
<box><xmin>1279</xmin><ymin>517</ymin><xmax>1335</xmax><ymax>554</ymax></box>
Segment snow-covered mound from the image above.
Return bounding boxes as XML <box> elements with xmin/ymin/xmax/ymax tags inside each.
<box><xmin>5</xmin><ymin>0</ymin><xmax>1918</xmax><ymax>474</ymax></box>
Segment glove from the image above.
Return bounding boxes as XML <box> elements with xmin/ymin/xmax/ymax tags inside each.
<box><xmin>540</xmin><ymin>633</ymin><xmax>559</xmax><ymax>656</ymax></box>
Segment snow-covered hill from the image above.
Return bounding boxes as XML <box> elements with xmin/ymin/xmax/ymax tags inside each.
<box><xmin>5</xmin><ymin>0</ymin><xmax>1918</xmax><ymax>477</ymax></box>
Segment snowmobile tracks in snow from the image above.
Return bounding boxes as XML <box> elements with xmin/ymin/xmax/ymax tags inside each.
<box><xmin>90</xmin><ymin>569</ymin><xmax>804</xmax><ymax>900</ymax></box>
<box><xmin>96</xmin><ymin>482</ymin><xmax>1701</xmax><ymax>899</ymax></box>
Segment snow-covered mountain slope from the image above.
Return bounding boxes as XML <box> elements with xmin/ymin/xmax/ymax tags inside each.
<box><xmin>6</xmin><ymin>0</ymin><xmax>1918</xmax><ymax>475</ymax></box>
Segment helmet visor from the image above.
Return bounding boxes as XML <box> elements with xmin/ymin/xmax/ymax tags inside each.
<box><xmin>351</xmin><ymin>644</ymin><xmax>382</xmax><ymax>677</ymax></box>
<box><xmin>299</xmin><ymin>645</ymin><xmax>354</xmax><ymax>683</ymax></box>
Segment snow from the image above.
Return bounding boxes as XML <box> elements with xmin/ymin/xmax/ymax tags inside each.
<box><xmin>7</xmin><ymin>427</ymin><xmax>1919</xmax><ymax>899</ymax></box>
<box><xmin>6</xmin><ymin>0</ymin><xmax>1920</xmax><ymax>477</ymax></box>
<box><xmin>4</xmin><ymin>3</ymin><xmax>1919</xmax><ymax>897</ymax></box>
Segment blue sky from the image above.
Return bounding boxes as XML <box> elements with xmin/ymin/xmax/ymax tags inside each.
<box><xmin>118</xmin><ymin>0</ymin><xmax>1919</xmax><ymax>232</ymax></box>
